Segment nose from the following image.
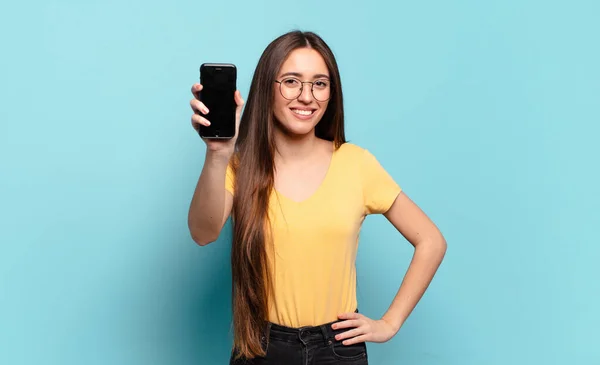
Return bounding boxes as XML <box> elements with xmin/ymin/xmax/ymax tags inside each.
<box><xmin>298</xmin><ymin>84</ymin><xmax>313</xmax><ymax>103</ymax></box>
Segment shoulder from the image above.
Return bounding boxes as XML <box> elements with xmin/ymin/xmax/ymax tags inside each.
<box><xmin>335</xmin><ymin>142</ymin><xmax>375</xmax><ymax>164</ymax></box>
<box><xmin>336</xmin><ymin>142</ymin><xmax>368</xmax><ymax>157</ymax></box>
<box><xmin>332</xmin><ymin>143</ymin><xmax>373</xmax><ymax>180</ymax></box>
<box><xmin>336</xmin><ymin>142</ymin><xmax>394</xmax><ymax>177</ymax></box>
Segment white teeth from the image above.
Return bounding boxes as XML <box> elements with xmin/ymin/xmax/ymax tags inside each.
<box><xmin>292</xmin><ymin>109</ymin><xmax>313</xmax><ymax>116</ymax></box>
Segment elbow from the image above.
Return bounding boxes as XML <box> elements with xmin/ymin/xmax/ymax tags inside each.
<box><xmin>439</xmin><ymin>237</ymin><xmax>447</xmax><ymax>256</ymax></box>
<box><xmin>432</xmin><ymin>231</ymin><xmax>447</xmax><ymax>254</ymax></box>
<box><xmin>416</xmin><ymin>233</ymin><xmax>447</xmax><ymax>257</ymax></box>
<box><xmin>188</xmin><ymin>225</ymin><xmax>220</xmax><ymax>247</ymax></box>
<box><xmin>191</xmin><ymin>235</ymin><xmax>213</xmax><ymax>246</ymax></box>
<box><xmin>190</xmin><ymin>231</ymin><xmax>217</xmax><ymax>246</ymax></box>
<box><xmin>188</xmin><ymin>212</ymin><xmax>222</xmax><ymax>246</ymax></box>
<box><xmin>433</xmin><ymin>235</ymin><xmax>447</xmax><ymax>260</ymax></box>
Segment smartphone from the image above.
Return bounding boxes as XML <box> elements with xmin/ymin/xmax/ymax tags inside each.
<box><xmin>198</xmin><ymin>63</ymin><xmax>237</xmax><ymax>139</ymax></box>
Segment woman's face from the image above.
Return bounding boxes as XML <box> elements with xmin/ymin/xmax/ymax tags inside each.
<box><xmin>273</xmin><ymin>48</ymin><xmax>331</xmax><ymax>137</ymax></box>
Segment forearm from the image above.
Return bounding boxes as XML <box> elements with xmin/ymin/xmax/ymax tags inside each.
<box><xmin>187</xmin><ymin>151</ymin><xmax>231</xmax><ymax>245</ymax></box>
<box><xmin>381</xmin><ymin>238</ymin><xmax>447</xmax><ymax>331</ymax></box>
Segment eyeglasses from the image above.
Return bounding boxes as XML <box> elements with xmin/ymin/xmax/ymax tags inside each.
<box><xmin>274</xmin><ymin>77</ymin><xmax>331</xmax><ymax>102</ymax></box>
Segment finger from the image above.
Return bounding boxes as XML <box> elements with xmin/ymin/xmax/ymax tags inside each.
<box><xmin>191</xmin><ymin>83</ymin><xmax>203</xmax><ymax>99</ymax></box>
<box><xmin>234</xmin><ymin>90</ymin><xmax>245</xmax><ymax>107</ymax></box>
<box><xmin>332</xmin><ymin>319</ymin><xmax>361</xmax><ymax>330</ymax></box>
<box><xmin>190</xmin><ymin>99</ymin><xmax>209</xmax><ymax>115</ymax></box>
<box><xmin>342</xmin><ymin>334</ymin><xmax>369</xmax><ymax>346</ymax></box>
<box><xmin>337</xmin><ymin>312</ymin><xmax>361</xmax><ymax>321</ymax></box>
<box><xmin>191</xmin><ymin>114</ymin><xmax>211</xmax><ymax>127</ymax></box>
<box><xmin>335</xmin><ymin>327</ymin><xmax>363</xmax><ymax>341</ymax></box>
<box><xmin>234</xmin><ymin>90</ymin><xmax>244</xmax><ymax>136</ymax></box>
<box><xmin>234</xmin><ymin>90</ymin><xmax>244</xmax><ymax>120</ymax></box>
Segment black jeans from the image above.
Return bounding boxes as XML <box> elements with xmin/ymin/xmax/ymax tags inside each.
<box><xmin>229</xmin><ymin>316</ymin><xmax>368</xmax><ymax>365</ymax></box>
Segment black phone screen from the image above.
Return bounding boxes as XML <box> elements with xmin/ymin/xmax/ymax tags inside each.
<box><xmin>199</xmin><ymin>63</ymin><xmax>237</xmax><ymax>139</ymax></box>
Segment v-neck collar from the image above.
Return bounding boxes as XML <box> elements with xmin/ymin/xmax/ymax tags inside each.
<box><xmin>273</xmin><ymin>142</ymin><xmax>338</xmax><ymax>205</ymax></box>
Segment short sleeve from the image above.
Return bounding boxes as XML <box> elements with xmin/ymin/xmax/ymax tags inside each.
<box><xmin>225</xmin><ymin>162</ymin><xmax>235</xmax><ymax>195</ymax></box>
<box><xmin>361</xmin><ymin>149</ymin><xmax>401</xmax><ymax>215</ymax></box>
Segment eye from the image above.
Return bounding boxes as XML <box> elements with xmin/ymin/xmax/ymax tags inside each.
<box><xmin>282</xmin><ymin>78</ymin><xmax>301</xmax><ymax>87</ymax></box>
<box><xmin>314</xmin><ymin>79</ymin><xmax>329</xmax><ymax>89</ymax></box>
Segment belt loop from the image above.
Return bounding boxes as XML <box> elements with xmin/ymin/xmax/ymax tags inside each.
<box><xmin>319</xmin><ymin>324</ymin><xmax>332</xmax><ymax>346</ymax></box>
<box><xmin>262</xmin><ymin>322</ymin><xmax>272</xmax><ymax>345</ymax></box>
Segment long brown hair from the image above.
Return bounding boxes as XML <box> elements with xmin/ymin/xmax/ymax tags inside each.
<box><xmin>230</xmin><ymin>30</ymin><xmax>346</xmax><ymax>359</ymax></box>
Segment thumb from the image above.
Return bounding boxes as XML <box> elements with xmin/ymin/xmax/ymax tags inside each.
<box><xmin>234</xmin><ymin>90</ymin><xmax>244</xmax><ymax>135</ymax></box>
<box><xmin>234</xmin><ymin>90</ymin><xmax>245</xmax><ymax>108</ymax></box>
<box><xmin>234</xmin><ymin>90</ymin><xmax>244</xmax><ymax>120</ymax></box>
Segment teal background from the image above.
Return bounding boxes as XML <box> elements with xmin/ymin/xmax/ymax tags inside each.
<box><xmin>1</xmin><ymin>0</ymin><xmax>599</xmax><ymax>364</ymax></box>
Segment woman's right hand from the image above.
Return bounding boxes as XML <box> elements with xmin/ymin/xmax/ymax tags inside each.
<box><xmin>190</xmin><ymin>83</ymin><xmax>245</xmax><ymax>158</ymax></box>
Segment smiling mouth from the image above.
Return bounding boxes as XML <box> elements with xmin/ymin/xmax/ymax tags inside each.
<box><xmin>290</xmin><ymin>108</ymin><xmax>315</xmax><ymax>116</ymax></box>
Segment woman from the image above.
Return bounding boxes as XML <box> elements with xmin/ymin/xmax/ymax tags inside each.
<box><xmin>188</xmin><ymin>30</ymin><xmax>447</xmax><ymax>364</ymax></box>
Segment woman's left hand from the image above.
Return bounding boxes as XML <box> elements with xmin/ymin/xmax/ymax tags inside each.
<box><xmin>332</xmin><ymin>312</ymin><xmax>399</xmax><ymax>345</ymax></box>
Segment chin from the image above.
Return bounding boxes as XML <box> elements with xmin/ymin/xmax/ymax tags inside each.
<box><xmin>276</xmin><ymin>118</ymin><xmax>319</xmax><ymax>137</ymax></box>
<box><xmin>275</xmin><ymin>110</ymin><xmax>324</xmax><ymax>136</ymax></box>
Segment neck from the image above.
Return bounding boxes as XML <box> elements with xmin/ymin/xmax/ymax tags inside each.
<box><xmin>273</xmin><ymin>127</ymin><xmax>320</xmax><ymax>164</ymax></box>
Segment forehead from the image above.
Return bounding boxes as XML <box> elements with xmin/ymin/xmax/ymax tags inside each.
<box><xmin>278</xmin><ymin>48</ymin><xmax>329</xmax><ymax>77</ymax></box>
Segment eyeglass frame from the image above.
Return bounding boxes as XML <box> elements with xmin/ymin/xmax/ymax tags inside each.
<box><xmin>274</xmin><ymin>77</ymin><xmax>332</xmax><ymax>102</ymax></box>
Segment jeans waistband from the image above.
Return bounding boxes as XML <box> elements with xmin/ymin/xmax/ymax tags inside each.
<box><xmin>265</xmin><ymin>309</ymin><xmax>359</xmax><ymax>345</ymax></box>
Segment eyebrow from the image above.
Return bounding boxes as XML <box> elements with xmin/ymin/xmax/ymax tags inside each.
<box><xmin>280</xmin><ymin>72</ymin><xmax>330</xmax><ymax>79</ymax></box>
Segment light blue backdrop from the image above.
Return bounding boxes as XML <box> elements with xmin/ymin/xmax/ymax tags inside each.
<box><xmin>1</xmin><ymin>0</ymin><xmax>598</xmax><ymax>364</ymax></box>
